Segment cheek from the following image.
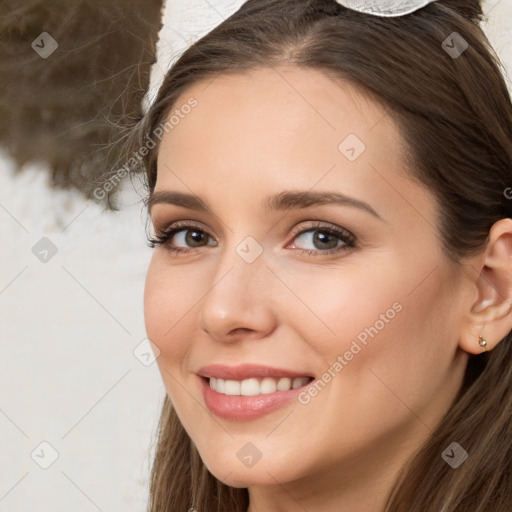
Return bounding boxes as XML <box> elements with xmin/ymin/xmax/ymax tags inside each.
<box><xmin>281</xmin><ymin>257</ymin><xmax>455</xmax><ymax>410</ymax></box>
<box><xmin>278</xmin><ymin>260</ymin><xmax>405</xmax><ymax>354</ymax></box>
<box><xmin>143</xmin><ymin>262</ymin><xmax>169</xmax><ymax>344</ymax></box>
<box><xmin>143</xmin><ymin>257</ymin><xmax>196</xmax><ymax>363</ymax></box>
<box><xmin>143</xmin><ymin>259</ymin><xmax>200</xmax><ymax>414</ymax></box>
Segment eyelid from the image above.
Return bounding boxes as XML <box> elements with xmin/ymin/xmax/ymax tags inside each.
<box><xmin>153</xmin><ymin>218</ymin><xmax>205</xmax><ymax>233</ymax></box>
<box><xmin>156</xmin><ymin>220</ymin><xmax>213</xmax><ymax>240</ymax></box>
<box><xmin>287</xmin><ymin>221</ymin><xmax>356</xmax><ymax>246</ymax></box>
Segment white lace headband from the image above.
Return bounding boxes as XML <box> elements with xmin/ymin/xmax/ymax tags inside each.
<box><xmin>335</xmin><ymin>0</ymin><xmax>438</xmax><ymax>17</ymax></box>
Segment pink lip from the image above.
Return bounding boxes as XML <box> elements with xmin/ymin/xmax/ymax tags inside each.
<box><xmin>198</xmin><ymin>376</ymin><xmax>313</xmax><ymax>421</ymax></box>
<box><xmin>196</xmin><ymin>364</ymin><xmax>315</xmax><ymax>421</ymax></box>
<box><xmin>197</xmin><ymin>363</ymin><xmax>313</xmax><ymax>380</ymax></box>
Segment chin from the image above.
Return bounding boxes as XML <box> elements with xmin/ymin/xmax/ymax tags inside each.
<box><xmin>198</xmin><ymin>450</ymin><xmax>301</xmax><ymax>488</ymax></box>
<box><xmin>210</xmin><ymin>467</ymin><xmax>281</xmax><ymax>488</ymax></box>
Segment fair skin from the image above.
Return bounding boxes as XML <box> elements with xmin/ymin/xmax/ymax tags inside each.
<box><xmin>144</xmin><ymin>66</ymin><xmax>512</xmax><ymax>512</ymax></box>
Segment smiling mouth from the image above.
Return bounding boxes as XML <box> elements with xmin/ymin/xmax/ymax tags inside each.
<box><xmin>203</xmin><ymin>376</ymin><xmax>315</xmax><ymax>396</ymax></box>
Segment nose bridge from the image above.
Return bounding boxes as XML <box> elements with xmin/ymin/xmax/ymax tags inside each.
<box><xmin>214</xmin><ymin>233</ymin><xmax>268</xmax><ymax>293</ymax></box>
<box><xmin>198</xmin><ymin>235</ymin><xmax>276</xmax><ymax>340</ymax></box>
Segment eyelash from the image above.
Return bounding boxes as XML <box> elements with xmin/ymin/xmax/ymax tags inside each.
<box><xmin>147</xmin><ymin>220</ymin><xmax>356</xmax><ymax>257</ymax></box>
<box><xmin>147</xmin><ymin>221</ymin><xmax>210</xmax><ymax>255</ymax></box>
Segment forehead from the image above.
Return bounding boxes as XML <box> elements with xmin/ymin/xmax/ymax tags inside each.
<box><xmin>153</xmin><ymin>66</ymin><xmax>426</xmax><ymax>220</ymax></box>
<box><xmin>157</xmin><ymin>66</ymin><xmax>399</xmax><ymax>162</ymax></box>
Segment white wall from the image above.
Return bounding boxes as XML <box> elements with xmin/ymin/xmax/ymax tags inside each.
<box><xmin>1</xmin><ymin>1</ymin><xmax>510</xmax><ymax>510</ymax></box>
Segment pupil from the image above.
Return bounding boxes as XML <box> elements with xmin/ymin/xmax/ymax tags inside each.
<box><xmin>314</xmin><ymin>231</ymin><xmax>337</xmax><ymax>249</ymax></box>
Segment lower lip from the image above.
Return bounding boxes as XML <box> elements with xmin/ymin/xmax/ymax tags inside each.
<box><xmin>199</xmin><ymin>376</ymin><xmax>312</xmax><ymax>421</ymax></box>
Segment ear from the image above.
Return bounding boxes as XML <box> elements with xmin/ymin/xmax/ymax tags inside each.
<box><xmin>459</xmin><ymin>218</ymin><xmax>512</xmax><ymax>354</ymax></box>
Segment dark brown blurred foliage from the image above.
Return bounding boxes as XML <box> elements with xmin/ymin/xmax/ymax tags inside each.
<box><xmin>0</xmin><ymin>0</ymin><xmax>163</xmax><ymax>208</ymax></box>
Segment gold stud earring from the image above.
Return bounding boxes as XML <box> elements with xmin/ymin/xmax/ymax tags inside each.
<box><xmin>479</xmin><ymin>336</ymin><xmax>488</xmax><ymax>352</ymax></box>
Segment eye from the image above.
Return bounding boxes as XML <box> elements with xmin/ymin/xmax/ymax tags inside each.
<box><xmin>147</xmin><ymin>220</ymin><xmax>356</xmax><ymax>257</ymax></box>
<box><xmin>288</xmin><ymin>222</ymin><xmax>356</xmax><ymax>256</ymax></box>
<box><xmin>147</xmin><ymin>221</ymin><xmax>216</xmax><ymax>253</ymax></box>
<box><xmin>172</xmin><ymin>229</ymin><xmax>211</xmax><ymax>248</ymax></box>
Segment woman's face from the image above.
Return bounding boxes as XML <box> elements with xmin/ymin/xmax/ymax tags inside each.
<box><xmin>144</xmin><ymin>67</ymin><xmax>472</xmax><ymax>492</ymax></box>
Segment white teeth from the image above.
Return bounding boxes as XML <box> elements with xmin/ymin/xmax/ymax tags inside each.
<box><xmin>260</xmin><ymin>377</ymin><xmax>277</xmax><ymax>394</ymax></box>
<box><xmin>277</xmin><ymin>377</ymin><xmax>291</xmax><ymax>391</ymax></box>
<box><xmin>292</xmin><ymin>377</ymin><xmax>305</xmax><ymax>389</ymax></box>
<box><xmin>240</xmin><ymin>378</ymin><xmax>260</xmax><ymax>396</ymax></box>
<box><xmin>209</xmin><ymin>376</ymin><xmax>311</xmax><ymax>396</ymax></box>
<box><xmin>223</xmin><ymin>380</ymin><xmax>241</xmax><ymax>395</ymax></box>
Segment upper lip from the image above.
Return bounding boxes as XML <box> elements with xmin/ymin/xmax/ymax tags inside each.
<box><xmin>197</xmin><ymin>363</ymin><xmax>313</xmax><ymax>380</ymax></box>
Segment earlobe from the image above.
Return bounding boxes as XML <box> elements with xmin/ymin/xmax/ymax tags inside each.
<box><xmin>478</xmin><ymin>336</ymin><xmax>488</xmax><ymax>352</ymax></box>
<box><xmin>459</xmin><ymin>218</ymin><xmax>512</xmax><ymax>355</ymax></box>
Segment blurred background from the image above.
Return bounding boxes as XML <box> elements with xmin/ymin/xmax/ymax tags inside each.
<box><xmin>0</xmin><ymin>0</ymin><xmax>510</xmax><ymax>510</ymax></box>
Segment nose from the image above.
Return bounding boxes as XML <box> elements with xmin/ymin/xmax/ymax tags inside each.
<box><xmin>198</xmin><ymin>245</ymin><xmax>278</xmax><ymax>343</ymax></box>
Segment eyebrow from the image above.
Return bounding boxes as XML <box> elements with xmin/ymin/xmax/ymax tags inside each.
<box><xmin>264</xmin><ymin>190</ymin><xmax>382</xmax><ymax>219</ymax></box>
<box><xmin>148</xmin><ymin>190</ymin><xmax>382</xmax><ymax>220</ymax></box>
<box><xmin>148</xmin><ymin>190</ymin><xmax>209</xmax><ymax>214</ymax></box>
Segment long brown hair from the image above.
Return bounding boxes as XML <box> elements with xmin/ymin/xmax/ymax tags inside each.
<box><xmin>128</xmin><ymin>1</ymin><xmax>512</xmax><ymax>510</ymax></box>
